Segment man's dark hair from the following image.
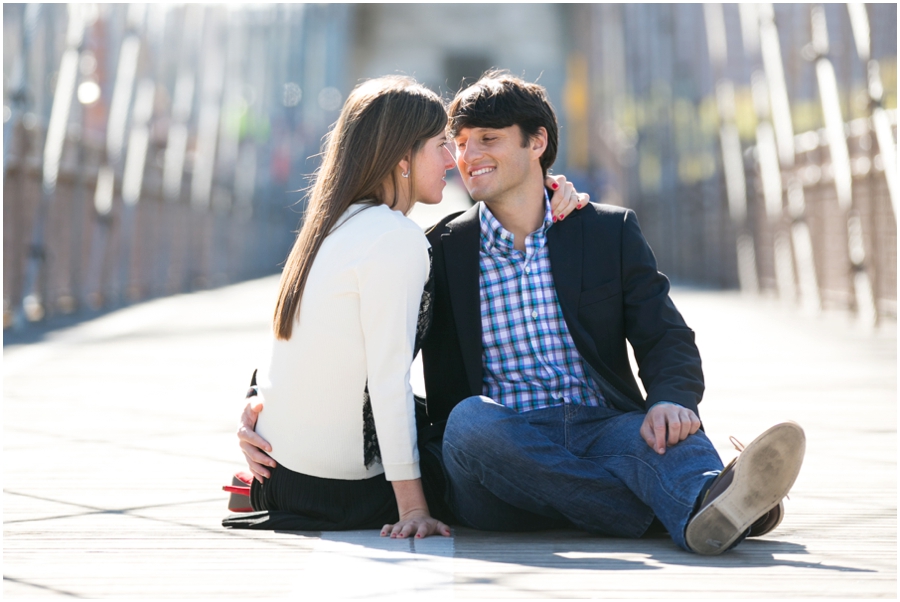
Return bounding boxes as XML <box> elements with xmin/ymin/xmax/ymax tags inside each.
<box><xmin>448</xmin><ymin>70</ymin><xmax>559</xmax><ymax>176</ymax></box>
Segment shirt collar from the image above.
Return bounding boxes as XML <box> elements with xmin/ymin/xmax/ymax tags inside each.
<box><xmin>478</xmin><ymin>190</ymin><xmax>554</xmax><ymax>254</ymax></box>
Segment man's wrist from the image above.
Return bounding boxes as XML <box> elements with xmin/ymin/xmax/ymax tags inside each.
<box><xmin>649</xmin><ymin>401</ymin><xmax>681</xmax><ymax>410</ymax></box>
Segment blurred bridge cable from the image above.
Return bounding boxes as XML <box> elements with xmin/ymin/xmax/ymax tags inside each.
<box><xmin>3</xmin><ymin>4</ymin><xmax>895</xmax><ymax>329</ymax></box>
<box><xmin>577</xmin><ymin>3</ymin><xmax>895</xmax><ymax>323</ymax></box>
<box><xmin>755</xmin><ymin>4</ymin><xmax>819</xmax><ymax>312</ymax></box>
<box><xmin>83</xmin><ymin>5</ymin><xmax>144</xmax><ymax>311</ymax></box>
<box><xmin>704</xmin><ymin>4</ymin><xmax>758</xmax><ymax>294</ymax></box>
<box><xmin>3</xmin><ymin>4</ymin><xmax>41</xmax><ymax>175</ymax></box>
<box><xmin>811</xmin><ymin>5</ymin><xmax>878</xmax><ymax>326</ymax></box>
<box><xmin>3</xmin><ymin>4</ymin><xmax>343</xmax><ymax>329</ymax></box>
<box><xmin>15</xmin><ymin>4</ymin><xmax>86</xmax><ymax>327</ymax></box>
<box><xmin>847</xmin><ymin>3</ymin><xmax>897</xmax><ymax>222</ymax></box>
<box><xmin>114</xmin><ymin>5</ymin><xmax>149</xmax><ymax>307</ymax></box>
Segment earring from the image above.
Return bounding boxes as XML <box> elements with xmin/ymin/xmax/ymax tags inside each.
<box><xmin>401</xmin><ymin>170</ymin><xmax>409</xmax><ymax>178</ymax></box>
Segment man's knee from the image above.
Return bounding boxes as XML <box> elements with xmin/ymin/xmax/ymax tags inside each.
<box><xmin>444</xmin><ymin>395</ymin><xmax>507</xmax><ymax>454</ymax></box>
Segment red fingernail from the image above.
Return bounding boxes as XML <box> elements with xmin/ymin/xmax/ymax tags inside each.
<box><xmin>576</xmin><ymin>204</ymin><xmax>582</xmax><ymax>209</ymax></box>
<box><xmin>551</xmin><ymin>183</ymin><xmax>559</xmax><ymax>189</ymax></box>
<box><xmin>560</xmin><ymin>214</ymin><xmax>565</xmax><ymax>220</ymax></box>
<box><xmin>553</xmin><ymin>215</ymin><xmax>558</xmax><ymax>222</ymax></box>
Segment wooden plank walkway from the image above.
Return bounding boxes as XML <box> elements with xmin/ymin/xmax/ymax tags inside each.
<box><xmin>4</xmin><ymin>276</ymin><xmax>896</xmax><ymax>598</ymax></box>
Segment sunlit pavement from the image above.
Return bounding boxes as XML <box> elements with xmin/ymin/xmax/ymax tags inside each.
<box><xmin>3</xmin><ymin>250</ymin><xmax>895</xmax><ymax>597</ymax></box>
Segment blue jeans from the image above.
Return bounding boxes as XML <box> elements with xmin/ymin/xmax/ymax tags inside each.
<box><xmin>442</xmin><ymin>396</ymin><xmax>724</xmax><ymax>551</ymax></box>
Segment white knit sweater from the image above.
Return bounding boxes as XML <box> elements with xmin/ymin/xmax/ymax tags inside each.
<box><xmin>255</xmin><ymin>203</ymin><xmax>430</xmax><ymax>481</ymax></box>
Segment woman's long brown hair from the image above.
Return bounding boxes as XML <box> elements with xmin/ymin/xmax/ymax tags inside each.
<box><xmin>273</xmin><ymin>76</ymin><xmax>447</xmax><ymax>340</ymax></box>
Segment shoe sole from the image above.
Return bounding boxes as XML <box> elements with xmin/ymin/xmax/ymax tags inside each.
<box><xmin>686</xmin><ymin>422</ymin><xmax>805</xmax><ymax>555</ymax></box>
<box><xmin>747</xmin><ymin>500</ymin><xmax>785</xmax><ymax>538</ymax></box>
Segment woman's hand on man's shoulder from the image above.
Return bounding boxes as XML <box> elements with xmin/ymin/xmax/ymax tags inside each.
<box><xmin>546</xmin><ymin>174</ymin><xmax>590</xmax><ymax>222</ymax></box>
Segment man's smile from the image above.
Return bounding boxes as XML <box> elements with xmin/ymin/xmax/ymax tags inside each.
<box><xmin>469</xmin><ymin>167</ymin><xmax>496</xmax><ymax>177</ymax></box>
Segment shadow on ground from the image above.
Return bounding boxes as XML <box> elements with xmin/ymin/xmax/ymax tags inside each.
<box><xmin>268</xmin><ymin>527</ymin><xmax>872</xmax><ymax>573</ymax></box>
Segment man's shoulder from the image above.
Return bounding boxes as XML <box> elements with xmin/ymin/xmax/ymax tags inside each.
<box><xmin>424</xmin><ymin>204</ymin><xmax>480</xmax><ymax>244</ymax></box>
<box><xmin>424</xmin><ymin>211</ymin><xmax>465</xmax><ymax>237</ymax></box>
<box><xmin>562</xmin><ymin>202</ymin><xmax>633</xmax><ymax>236</ymax></box>
<box><xmin>583</xmin><ymin>202</ymin><xmax>632</xmax><ymax>220</ymax></box>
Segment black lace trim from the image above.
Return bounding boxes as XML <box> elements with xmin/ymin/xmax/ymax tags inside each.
<box><xmin>362</xmin><ymin>385</ymin><xmax>381</xmax><ymax>468</ymax></box>
<box><xmin>414</xmin><ymin>248</ymin><xmax>435</xmax><ymax>356</ymax></box>
<box><xmin>362</xmin><ymin>249</ymin><xmax>435</xmax><ymax>469</ymax></box>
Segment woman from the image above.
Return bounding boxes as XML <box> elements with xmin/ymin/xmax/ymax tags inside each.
<box><xmin>226</xmin><ymin>76</ymin><xmax>585</xmax><ymax>539</ymax></box>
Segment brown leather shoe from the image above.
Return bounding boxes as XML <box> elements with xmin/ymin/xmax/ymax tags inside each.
<box><xmin>685</xmin><ymin>422</ymin><xmax>805</xmax><ymax>555</ymax></box>
<box><xmin>706</xmin><ymin>456</ymin><xmax>785</xmax><ymax>538</ymax></box>
<box><xmin>749</xmin><ymin>500</ymin><xmax>784</xmax><ymax>537</ymax></box>
<box><xmin>728</xmin><ymin>437</ymin><xmax>791</xmax><ymax>537</ymax></box>
<box><xmin>725</xmin><ymin>435</ymin><xmax>786</xmax><ymax>538</ymax></box>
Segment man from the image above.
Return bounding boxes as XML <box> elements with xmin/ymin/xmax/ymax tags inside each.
<box><xmin>239</xmin><ymin>71</ymin><xmax>805</xmax><ymax>555</ymax></box>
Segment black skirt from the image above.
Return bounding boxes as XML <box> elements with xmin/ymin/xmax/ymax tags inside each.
<box><xmin>221</xmin><ymin>434</ymin><xmax>454</xmax><ymax>531</ymax></box>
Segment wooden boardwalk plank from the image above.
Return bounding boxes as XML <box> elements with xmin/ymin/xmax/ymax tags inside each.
<box><xmin>4</xmin><ymin>278</ymin><xmax>896</xmax><ymax>598</ymax></box>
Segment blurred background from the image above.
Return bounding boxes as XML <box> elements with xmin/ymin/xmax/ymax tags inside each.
<box><xmin>3</xmin><ymin>3</ymin><xmax>897</xmax><ymax>331</ymax></box>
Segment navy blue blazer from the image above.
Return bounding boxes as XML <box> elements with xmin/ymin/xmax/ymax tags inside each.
<box><xmin>418</xmin><ymin>201</ymin><xmax>704</xmax><ymax>427</ymax></box>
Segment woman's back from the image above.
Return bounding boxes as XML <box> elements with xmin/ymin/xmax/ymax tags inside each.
<box><xmin>256</xmin><ymin>203</ymin><xmax>430</xmax><ymax>482</ymax></box>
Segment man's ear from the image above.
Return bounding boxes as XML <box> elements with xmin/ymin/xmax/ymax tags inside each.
<box><xmin>530</xmin><ymin>127</ymin><xmax>548</xmax><ymax>159</ymax></box>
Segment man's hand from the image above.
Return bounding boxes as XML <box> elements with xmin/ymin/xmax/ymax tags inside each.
<box><xmin>546</xmin><ymin>174</ymin><xmax>589</xmax><ymax>222</ymax></box>
<box><xmin>639</xmin><ymin>402</ymin><xmax>701</xmax><ymax>455</ymax></box>
<box><xmin>237</xmin><ymin>400</ymin><xmax>276</xmax><ymax>482</ymax></box>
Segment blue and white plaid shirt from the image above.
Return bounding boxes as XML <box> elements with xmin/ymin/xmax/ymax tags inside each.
<box><xmin>479</xmin><ymin>195</ymin><xmax>606</xmax><ymax>413</ymax></box>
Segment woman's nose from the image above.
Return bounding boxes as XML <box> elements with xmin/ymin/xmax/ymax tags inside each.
<box><xmin>443</xmin><ymin>146</ymin><xmax>456</xmax><ymax>168</ymax></box>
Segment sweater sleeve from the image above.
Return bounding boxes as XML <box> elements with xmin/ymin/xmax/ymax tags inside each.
<box><xmin>355</xmin><ymin>226</ymin><xmax>430</xmax><ymax>481</ymax></box>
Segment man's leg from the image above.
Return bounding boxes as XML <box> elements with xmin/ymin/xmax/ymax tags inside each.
<box><xmin>565</xmin><ymin>409</ymin><xmax>805</xmax><ymax>553</ymax></box>
<box><xmin>563</xmin><ymin>405</ymin><xmax>724</xmax><ymax>551</ymax></box>
<box><xmin>442</xmin><ymin>396</ymin><xmax>655</xmax><ymax>537</ymax></box>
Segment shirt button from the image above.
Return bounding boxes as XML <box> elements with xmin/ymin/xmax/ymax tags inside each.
<box><xmin>531</xmin><ymin>310</ymin><xmax>538</xmax><ymax>319</ymax></box>
<box><xmin>525</xmin><ymin>266</ymin><xmax>530</xmax><ymax>273</ymax></box>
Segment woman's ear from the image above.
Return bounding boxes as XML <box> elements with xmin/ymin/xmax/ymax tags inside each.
<box><xmin>398</xmin><ymin>154</ymin><xmax>411</xmax><ymax>178</ymax></box>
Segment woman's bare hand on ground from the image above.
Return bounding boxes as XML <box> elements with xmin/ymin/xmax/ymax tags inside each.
<box><xmin>546</xmin><ymin>174</ymin><xmax>590</xmax><ymax>222</ymax></box>
<box><xmin>237</xmin><ymin>400</ymin><xmax>277</xmax><ymax>482</ymax></box>
<box><xmin>386</xmin><ymin>476</ymin><xmax>447</xmax><ymax>538</ymax></box>
<box><xmin>381</xmin><ymin>511</ymin><xmax>451</xmax><ymax>539</ymax></box>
